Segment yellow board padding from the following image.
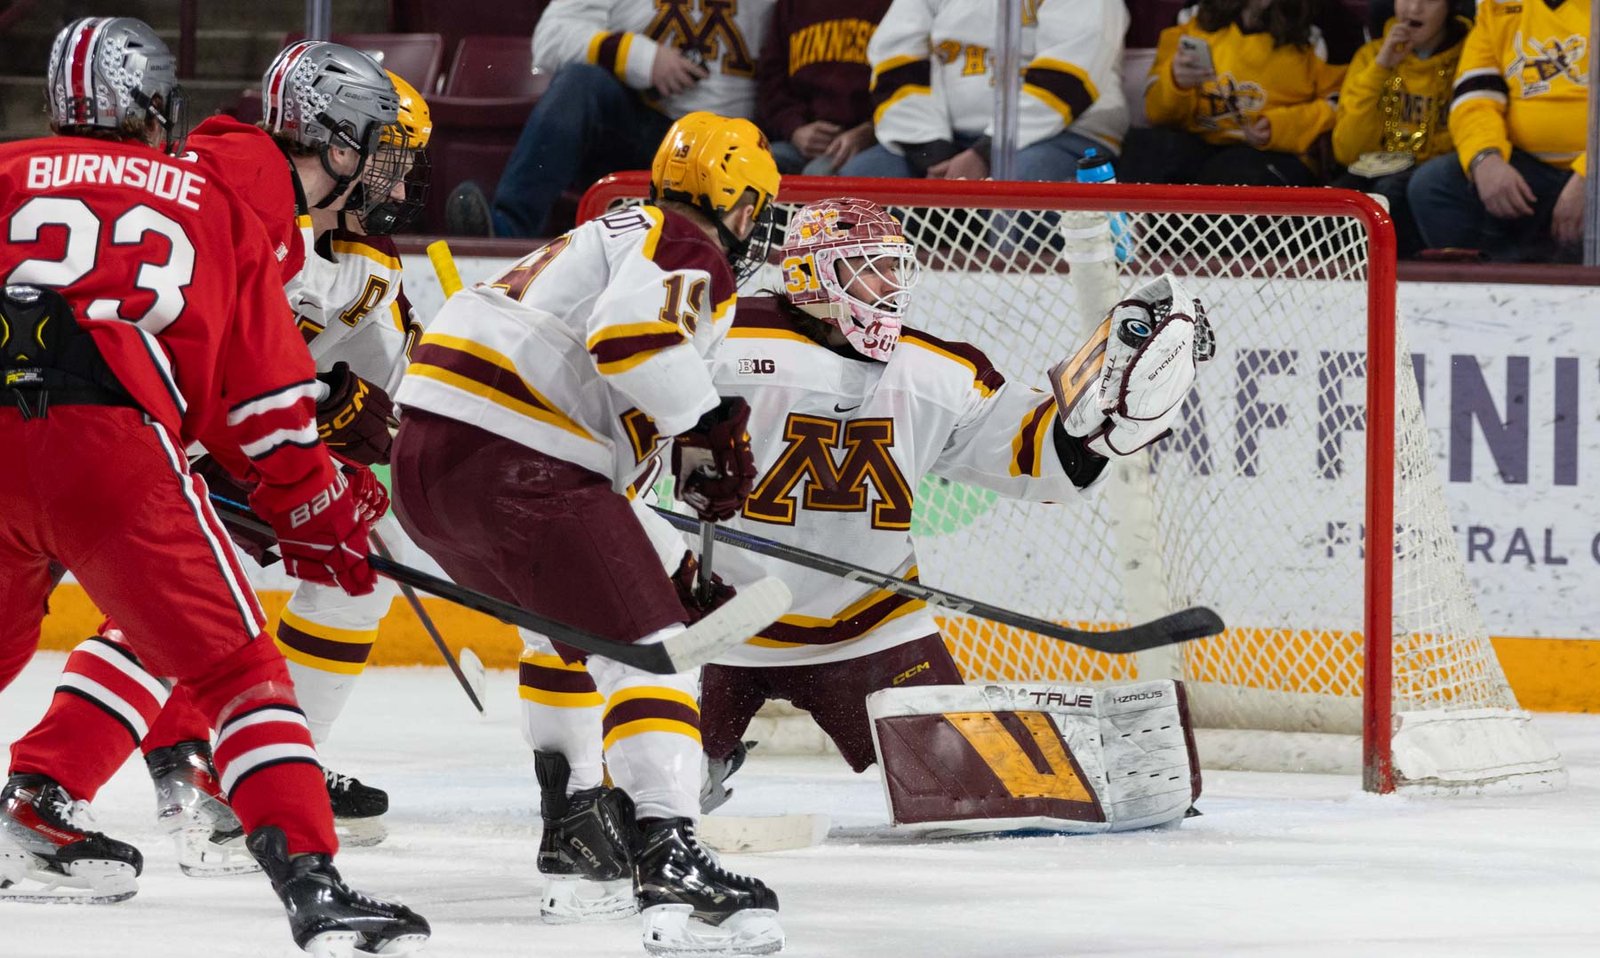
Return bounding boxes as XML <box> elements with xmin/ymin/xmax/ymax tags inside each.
<box><xmin>35</xmin><ymin>586</ymin><xmax>1600</xmax><ymax>712</ymax></box>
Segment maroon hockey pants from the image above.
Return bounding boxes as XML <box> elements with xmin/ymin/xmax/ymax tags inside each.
<box><xmin>0</xmin><ymin>406</ymin><xmax>336</xmax><ymax>853</ymax></box>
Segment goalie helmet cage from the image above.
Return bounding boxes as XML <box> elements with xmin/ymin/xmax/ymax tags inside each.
<box><xmin>578</xmin><ymin>174</ymin><xmax>1566</xmax><ymax>795</ymax></box>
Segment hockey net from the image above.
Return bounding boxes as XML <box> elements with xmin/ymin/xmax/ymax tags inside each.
<box><xmin>579</xmin><ymin>175</ymin><xmax>1564</xmax><ymax>794</ymax></box>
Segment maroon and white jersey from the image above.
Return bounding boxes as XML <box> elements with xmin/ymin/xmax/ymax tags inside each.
<box><xmin>0</xmin><ymin>135</ymin><xmax>332</xmax><ymax>494</ymax></box>
<box><xmin>708</xmin><ymin>295</ymin><xmax>1084</xmax><ymax>667</ymax></box>
<box><xmin>289</xmin><ymin>231</ymin><xmax>420</xmax><ymax>395</ymax></box>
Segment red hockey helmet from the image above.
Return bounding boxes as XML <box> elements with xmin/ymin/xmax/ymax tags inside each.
<box><xmin>777</xmin><ymin>198</ymin><xmax>920</xmax><ymax>361</ymax></box>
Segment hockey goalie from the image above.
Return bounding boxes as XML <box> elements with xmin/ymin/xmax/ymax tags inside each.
<box><xmin>695</xmin><ymin>197</ymin><xmax>1214</xmax><ymax>836</ymax></box>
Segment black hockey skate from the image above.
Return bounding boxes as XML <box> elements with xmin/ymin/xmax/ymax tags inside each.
<box><xmin>535</xmin><ymin>749</ymin><xmax>639</xmax><ymax>923</ymax></box>
<box><xmin>324</xmin><ymin>767</ymin><xmax>388</xmax><ymax>847</ymax></box>
<box><xmin>146</xmin><ymin>740</ymin><xmax>260</xmax><ymax>877</ymax></box>
<box><xmin>634</xmin><ymin>816</ymin><xmax>783</xmax><ymax>956</ymax></box>
<box><xmin>247</xmin><ymin>825</ymin><xmax>429</xmax><ymax>957</ymax></box>
<box><xmin>0</xmin><ymin>773</ymin><xmax>142</xmax><ymax>903</ymax></box>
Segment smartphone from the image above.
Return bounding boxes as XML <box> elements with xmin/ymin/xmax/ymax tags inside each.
<box><xmin>1177</xmin><ymin>35</ymin><xmax>1215</xmax><ymax>75</ymax></box>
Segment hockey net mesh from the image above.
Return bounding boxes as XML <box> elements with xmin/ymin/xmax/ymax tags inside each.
<box><xmin>743</xmin><ymin>195</ymin><xmax>1518</xmax><ymax>740</ymax></box>
<box><xmin>594</xmin><ymin>180</ymin><xmax>1528</xmax><ymax>776</ymax></box>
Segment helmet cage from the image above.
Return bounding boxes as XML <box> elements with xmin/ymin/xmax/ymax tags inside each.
<box><xmin>344</xmin><ymin>128</ymin><xmax>429</xmax><ymax>235</ymax></box>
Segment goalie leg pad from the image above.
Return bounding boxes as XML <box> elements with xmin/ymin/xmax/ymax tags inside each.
<box><xmin>866</xmin><ymin>680</ymin><xmax>1200</xmax><ymax>835</ymax></box>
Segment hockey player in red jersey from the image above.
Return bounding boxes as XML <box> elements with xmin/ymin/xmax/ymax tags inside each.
<box><xmin>391</xmin><ymin>111</ymin><xmax>787</xmax><ymax>956</ymax></box>
<box><xmin>5</xmin><ymin>42</ymin><xmax>430</xmax><ymax>871</ymax></box>
<box><xmin>0</xmin><ymin>18</ymin><xmax>428</xmax><ymax>954</ymax></box>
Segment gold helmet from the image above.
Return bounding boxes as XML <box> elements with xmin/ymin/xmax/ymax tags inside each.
<box><xmin>651</xmin><ymin>112</ymin><xmax>781</xmax><ymax>282</ymax></box>
<box><xmin>349</xmin><ymin>69</ymin><xmax>432</xmax><ymax>234</ymax></box>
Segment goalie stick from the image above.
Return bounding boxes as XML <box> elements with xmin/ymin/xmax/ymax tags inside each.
<box><xmin>208</xmin><ymin>495</ymin><xmax>792</xmax><ymax>674</ymax></box>
<box><xmin>647</xmin><ymin>506</ymin><xmax>1223</xmax><ymax>655</ymax></box>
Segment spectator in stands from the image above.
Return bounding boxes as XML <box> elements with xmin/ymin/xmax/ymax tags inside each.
<box><xmin>1331</xmin><ymin>0</ymin><xmax>1473</xmax><ymax>257</ymax></box>
<box><xmin>1407</xmin><ymin>0</ymin><xmax>1590</xmax><ymax>261</ymax></box>
<box><xmin>1121</xmin><ymin>0</ymin><xmax>1345</xmax><ymax>187</ymax></box>
<box><xmin>757</xmin><ymin>0</ymin><xmax>892</xmax><ymax>175</ymax></box>
<box><xmin>447</xmin><ymin>0</ymin><xmax>775</xmax><ymax>237</ymax></box>
<box><xmin>841</xmin><ymin>0</ymin><xmax>1128</xmax><ymax>182</ymax></box>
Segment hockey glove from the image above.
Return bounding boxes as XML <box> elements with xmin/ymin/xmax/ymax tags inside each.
<box><xmin>670</xmin><ymin>550</ymin><xmax>737</xmax><ymax>623</ymax></box>
<box><xmin>249</xmin><ymin>469</ymin><xmax>376</xmax><ymax>596</ymax></box>
<box><xmin>340</xmin><ymin>461</ymin><xmax>391</xmax><ymax>524</ymax></box>
<box><xmin>1051</xmin><ymin>274</ymin><xmax>1214</xmax><ymax>458</ymax></box>
<box><xmin>672</xmin><ymin>397</ymin><xmax>758</xmax><ymax>522</ymax></box>
<box><xmin>315</xmin><ymin>362</ymin><xmax>396</xmax><ymax>466</ymax></box>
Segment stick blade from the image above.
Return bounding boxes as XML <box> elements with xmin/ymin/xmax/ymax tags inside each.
<box><xmin>698</xmin><ymin>814</ymin><xmax>830</xmax><ymax>853</ymax></box>
<box><xmin>1086</xmin><ymin>606</ymin><xmax>1227</xmax><ymax>655</ymax></box>
<box><xmin>660</xmin><ymin>577</ymin><xmax>792</xmax><ymax>671</ymax></box>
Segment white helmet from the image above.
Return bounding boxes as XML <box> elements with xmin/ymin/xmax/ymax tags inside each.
<box><xmin>261</xmin><ymin>41</ymin><xmax>400</xmax><ymax>209</ymax></box>
<box><xmin>47</xmin><ymin>17</ymin><xmax>186</xmax><ymax>153</ymax></box>
<box><xmin>777</xmin><ymin>198</ymin><xmax>920</xmax><ymax>361</ymax></box>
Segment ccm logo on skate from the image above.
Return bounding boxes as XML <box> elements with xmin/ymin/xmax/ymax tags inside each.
<box><xmin>738</xmin><ymin>358</ymin><xmax>776</xmax><ymax>375</ymax></box>
<box><xmin>289</xmin><ymin>473</ymin><xmax>350</xmax><ymax>528</ymax></box>
<box><xmin>1029</xmin><ymin>691</ymin><xmax>1093</xmax><ymax>708</ymax></box>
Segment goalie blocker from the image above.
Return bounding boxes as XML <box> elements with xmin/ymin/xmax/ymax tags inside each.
<box><xmin>867</xmin><ymin>680</ymin><xmax>1201</xmax><ymax>835</ymax></box>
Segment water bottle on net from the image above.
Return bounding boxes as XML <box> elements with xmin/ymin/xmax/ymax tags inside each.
<box><xmin>1074</xmin><ymin>147</ymin><xmax>1134</xmax><ymax>263</ymax></box>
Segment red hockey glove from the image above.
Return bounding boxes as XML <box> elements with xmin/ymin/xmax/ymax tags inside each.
<box><xmin>249</xmin><ymin>469</ymin><xmax>376</xmax><ymax>595</ymax></box>
<box><xmin>672</xmin><ymin>397</ymin><xmax>758</xmax><ymax>522</ymax></box>
<box><xmin>315</xmin><ymin>362</ymin><xmax>396</xmax><ymax>466</ymax></box>
<box><xmin>339</xmin><ymin>461</ymin><xmax>391</xmax><ymax>524</ymax></box>
<box><xmin>670</xmin><ymin>550</ymin><xmax>738</xmax><ymax>623</ymax></box>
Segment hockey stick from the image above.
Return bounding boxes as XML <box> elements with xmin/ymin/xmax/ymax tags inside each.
<box><xmin>647</xmin><ymin>506</ymin><xmax>1223</xmax><ymax>655</ymax></box>
<box><xmin>368</xmin><ymin>530</ymin><xmax>485</xmax><ymax>714</ymax></box>
<box><xmin>208</xmin><ymin>495</ymin><xmax>791</xmax><ymax>674</ymax></box>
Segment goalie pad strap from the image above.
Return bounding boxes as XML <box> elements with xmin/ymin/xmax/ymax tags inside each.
<box><xmin>1049</xmin><ymin>419</ymin><xmax>1108</xmax><ymax>489</ymax></box>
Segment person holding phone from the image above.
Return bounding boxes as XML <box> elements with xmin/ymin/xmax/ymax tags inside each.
<box><xmin>1331</xmin><ymin>0</ymin><xmax>1473</xmax><ymax>256</ymax></box>
<box><xmin>1120</xmin><ymin>0</ymin><xmax>1346</xmax><ymax>187</ymax></box>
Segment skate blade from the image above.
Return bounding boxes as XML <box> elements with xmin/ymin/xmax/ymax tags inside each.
<box><xmin>357</xmin><ymin>932</ymin><xmax>430</xmax><ymax>956</ymax></box>
<box><xmin>335</xmin><ymin>817</ymin><xmax>388</xmax><ymax>848</ymax></box>
<box><xmin>303</xmin><ymin>930</ymin><xmax>360</xmax><ymax>958</ymax></box>
<box><xmin>174</xmin><ymin>827</ymin><xmax>262</xmax><ymax>878</ymax></box>
<box><xmin>642</xmin><ymin>904</ymin><xmax>784</xmax><ymax>956</ymax></box>
<box><xmin>0</xmin><ymin>858</ymin><xmax>138</xmax><ymax>905</ymax></box>
<box><xmin>540</xmin><ymin>876</ymin><xmax>638</xmax><ymax>924</ymax></box>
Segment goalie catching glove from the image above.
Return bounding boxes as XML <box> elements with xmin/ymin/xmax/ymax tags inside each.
<box><xmin>1050</xmin><ymin>274</ymin><xmax>1215</xmax><ymax>458</ymax></box>
<box><xmin>672</xmin><ymin>396</ymin><xmax>759</xmax><ymax>522</ymax></box>
<box><xmin>316</xmin><ymin>362</ymin><xmax>396</xmax><ymax>466</ymax></box>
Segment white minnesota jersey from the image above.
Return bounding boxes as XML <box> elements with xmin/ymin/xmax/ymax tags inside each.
<box><xmin>396</xmin><ymin>205</ymin><xmax>737</xmax><ymax>488</ymax></box>
<box><xmin>708</xmin><ymin>296</ymin><xmax>1086</xmax><ymax>667</ymax></box>
<box><xmin>869</xmin><ymin>0</ymin><xmax>1130</xmax><ymax>154</ymax></box>
<box><xmin>286</xmin><ymin>231</ymin><xmax>420</xmax><ymax>395</ymax></box>
<box><xmin>533</xmin><ymin>0</ymin><xmax>773</xmax><ymax>120</ymax></box>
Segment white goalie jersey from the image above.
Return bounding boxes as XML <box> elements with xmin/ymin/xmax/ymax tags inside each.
<box><xmin>286</xmin><ymin>231</ymin><xmax>421</xmax><ymax>395</ymax></box>
<box><xmin>396</xmin><ymin>205</ymin><xmax>736</xmax><ymax>487</ymax></box>
<box><xmin>707</xmin><ymin>295</ymin><xmax>1090</xmax><ymax>668</ymax></box>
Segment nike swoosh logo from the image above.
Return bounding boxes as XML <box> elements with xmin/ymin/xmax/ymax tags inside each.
<box><xmin>833</xmin><ymin>403</ymin><xmax>861</xmax><ymax>413</ymax></box>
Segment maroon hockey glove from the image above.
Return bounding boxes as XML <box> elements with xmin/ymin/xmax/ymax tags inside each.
<box><xmin>250</xmin><ymin>469</ymin><xmax>376</xmax><ymax>596</ymax></box>
<box><xmin>672</xmin><ymin>397</ymin><xmax>758</xmax><ymax>522</ymax></box>
<box><xmin>316</xmin><ymin>362</ymin><xmax>396</xmax><ymax>466</ymax></box>
<box><xmin>670</xmin><ymin>550</ymin><xmax>737</xmax><ymax>623</ymax></box>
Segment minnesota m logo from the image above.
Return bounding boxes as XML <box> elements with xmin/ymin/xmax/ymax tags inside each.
<box><xmin>743</xmin><ymin>414</ymin><xmax>913</xmax><ymax>530</ymax></box>
<box><xmin>648</xmin><ymin>0</ymin><xmax>756</xmax><ymax>77</ymax></box>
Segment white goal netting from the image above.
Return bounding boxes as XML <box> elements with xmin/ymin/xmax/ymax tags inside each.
<box><xmin>592</xmin><ymin>177</ymin><xmax>1564</xmax><ymax>793</ymax></box>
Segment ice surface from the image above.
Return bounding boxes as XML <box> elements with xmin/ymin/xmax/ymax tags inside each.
<box><xmin>3</xmin><ymin>655</ymin><xmax>1596</xmax><ymax>957</ymax></box>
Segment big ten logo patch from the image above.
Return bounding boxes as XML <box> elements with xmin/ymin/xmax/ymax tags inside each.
<box><xmin>737</xmin><ymin>357</ymin><xmax>776</xmax><ymax>374</ymax></box>
<box><xmin>743</xmin><ymin>413</ymin><xmax>913</xmax><ymax>529</ymax></box>
<box><xmin>648</xmin><ymin>0</ymin><xmax>756</xmax><ymax>77</ymax></box>
<box><xmin>1197</xmin><ymin>75</ymin><xmax>1267</xmax><ymax>129</ymax></box>
<box><xmin>1510</xmin><ymin>32</ymin><xmax>1587</xmax><ymax>96</ymax></box>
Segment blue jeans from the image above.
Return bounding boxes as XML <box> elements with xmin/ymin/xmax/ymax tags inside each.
<box><xmin>491</xmin><ymin>64</ymin><xmax>675</xmax><ymax>238</ymax></box>
<box><xmin>1407</xmin><ymin>149</ymin><xmax>1579</xmax><ymax>262</ymax></box>
<box><xmin>838</xmin><ymin>129</ymin><xmax>1103</xmax><ymax>181</ymax></box>
<box><xmin>770</xmin><ymin>140</ymin><xmax>843</xmax><ymax>176</ymax></box>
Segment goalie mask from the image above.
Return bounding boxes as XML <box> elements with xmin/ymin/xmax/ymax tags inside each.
<box><xmin>47</xmin><ymin>17</ymin><xmax>188</xmax><ymax>154</ymax></box>
<box><xmin>778</xmin><ymin>199</ymin><xmax>921</xmax><ymax>361</ymax></box>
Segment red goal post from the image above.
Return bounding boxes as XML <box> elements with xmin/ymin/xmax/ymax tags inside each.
<box><xmin>578</xmin><ymin>174</ymin><xmax>1561</xmax><ymax>795</ymax></box>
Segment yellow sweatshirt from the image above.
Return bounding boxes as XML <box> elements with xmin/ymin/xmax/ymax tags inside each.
<box><xmin>1145</xmin><ymin>12</ymin><xmax>1345</xmax><ymax>155</ymax></box>
<box><xmin>1332</xmin><ymin>17</ymin><xmax>1469</xmax><ymax>167</ymax></box>
<box><xmin>1450</xmin><ymin>0</ymin><xmax>1589</xmax><ymax>176</ymax></box>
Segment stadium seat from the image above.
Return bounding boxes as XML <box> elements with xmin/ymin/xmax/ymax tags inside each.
<box><xmin>443</xmin><ymin>35</ymin><xmax>542</xmax><ymax>98</ymax></box>
<box><xmin>389</xmin><ymin>0</ymin><xmax>550</xmax><ymax>70</ymax></box>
